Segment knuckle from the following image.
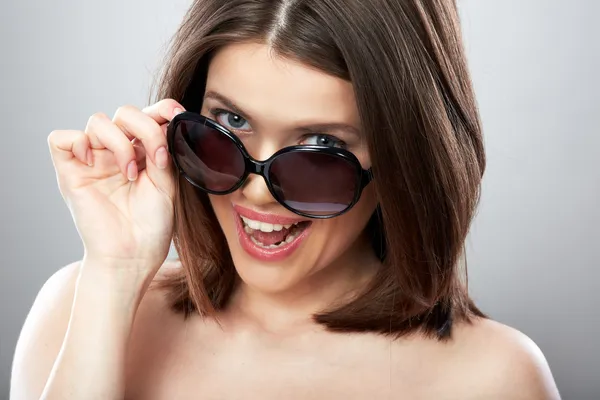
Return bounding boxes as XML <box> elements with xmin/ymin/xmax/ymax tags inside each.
<box><xmin>154</xmin><ymin>98</ymin><xmax>182</xmax><ymax>117</ymax></box>
<box><xmin>47</xmin><ymin>129</ymin><xmax>60</xmax><ymax>144</ymax></box>
<box><xmin>87</xmin><ymin>112</ymin><xmax>108</xmax><ymax>127</ymax></box>
<box><xmin>159</xmin><ymin>98</ymin><xmax>180</xmax><ymax>108</ymax></box>
<box><xmin>72</xmin><ymin>132</ymin><xmax>88</xmax><ymax>146</ymax></box>
<box><xmin>114</xmin><ymin>104</ymin><xmax>137</xmax><ymax>119</ymax></box>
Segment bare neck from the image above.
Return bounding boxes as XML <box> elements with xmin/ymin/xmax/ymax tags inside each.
<box><xmin>224</xmin><ymin>235</ymin><xmax>381</xmax><ymax>335</ymax></box>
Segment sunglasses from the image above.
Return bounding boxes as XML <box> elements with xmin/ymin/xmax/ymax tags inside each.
<box><xmin>166</xmin><ymin>112</ymin><xmax>373</xmax><ymax>219</ymax></box>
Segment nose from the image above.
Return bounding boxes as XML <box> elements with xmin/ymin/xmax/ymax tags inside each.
<box><xmin>240</xmin><ymin>173</ymin><xmax>277</xmax><ymax>208</ymax></box>
<box><xmin>240</xmin><ymin>143</ymin><xmax>279</xmax><ymax>208</ymax></box>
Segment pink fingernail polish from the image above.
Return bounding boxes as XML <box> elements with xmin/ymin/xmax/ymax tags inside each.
<box><xmin>155</xmin><ymin>146</ymin><xmax>168</xmax><ymax>169</ymax></box>
<box><xmin>127</xmin><ymin>160</ymin><xmax>138</xmax><ymax>181</ymax></box>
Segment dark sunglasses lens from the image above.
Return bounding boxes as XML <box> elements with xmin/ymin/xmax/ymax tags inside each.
<box><xmin>173</xmin><ymin>120</ymin><xmax>245</xmax><ymax>192</ymax></box>
<box><xmin>269</xmin><ymin>151</ymin><xmax>359</xmax><ymax>216</ymax></box>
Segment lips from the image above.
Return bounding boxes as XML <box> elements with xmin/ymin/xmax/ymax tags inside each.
<box><xmin>233</xmin><ymin>204</ymin><xmax>308</xmax><ymax>225</ymax></box>
<box><xmin>232</xmin><ymin>204</ymin><xmax>312</xmax><ymax>262</ymax></box>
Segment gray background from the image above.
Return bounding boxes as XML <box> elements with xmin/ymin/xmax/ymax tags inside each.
<box><xmin>0</xmin><ymin>0</ymin><xmax>597</xmax><ymax>398</ymax></box>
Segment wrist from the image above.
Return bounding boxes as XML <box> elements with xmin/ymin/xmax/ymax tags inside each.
<box><xmin>79</xmin><ymin>256</ymin><xmax>160</xmax><ymax>308</ymax></box>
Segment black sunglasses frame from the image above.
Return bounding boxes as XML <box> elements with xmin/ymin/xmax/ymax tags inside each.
<box><xmin>167</xmin><ymin>111</ymin><xmax>373</xmax><ymax>219</ymax></box>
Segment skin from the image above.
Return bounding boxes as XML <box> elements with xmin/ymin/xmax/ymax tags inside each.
<box><xmin>11</xmin><ymin>42</ymin><xmax>561</xmax><ymax>399</ymax></box>
<box><xmin>202</xmin><ymin>43</ymin><xmax>381</xmax><ymax>331</ymax></box>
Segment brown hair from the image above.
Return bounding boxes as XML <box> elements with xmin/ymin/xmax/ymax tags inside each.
<box><xmin>152</xmin><ymin>0</ymin><xmax>486</xmax><ymax>340</ymax></box>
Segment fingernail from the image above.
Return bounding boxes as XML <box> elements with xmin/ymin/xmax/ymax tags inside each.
<box><xmin>127</xmin><ymin>160</ymin><xmax>138</xmax><ymax>181</ymax></box>
<box><xmin>155</xmin><ymin>146</ymin><xmax>168</xmax><ymax>169</ymax></box>
<box><xmin>173</xmin><ymin>108</ymin><xmax>183</xmax><ymax>117</ymax></box>
<box><xmin>86</xmin><ymin>149</ymin><xmax>94</xmax><ymax>167</ymax></box>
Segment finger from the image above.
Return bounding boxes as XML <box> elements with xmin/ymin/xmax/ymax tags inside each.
<box><xmin>141</xmin><ymin>99</ymin><xmax>186</xmax><ymax>126</ymax></box>
<box><xmin>112</xmin><ymin>105</ymin><xmax>175</xmax><ymax>194</ymax></box>
<box><xmin>48</xmin><ymin>130</ymin><xmax>92</xmax><ymax>166</ymax></box>
<box><xmin>85</xmin><ymin>112</ymin><xmax>137</xmax><ymax>180</ymax></box>
<box><xmin>112</xmin><ymin>105</ymin><xmax>169</xmax><ymax>171</ymax></box>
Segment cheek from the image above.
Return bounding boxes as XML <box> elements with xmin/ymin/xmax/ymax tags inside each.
<box><xmin>338</xmin><ymin>186</ymin><xmax>377</xmax><ymax>238</ymax></box>
<box><xmin>311</xmin><ymin>185</ymin><xmax>378</xmax><ymax>252</ymax></box>
<box><xmin>349</xmin><ymin>183</ymin><xmax>378</xmax><ymax>224</ymax></box>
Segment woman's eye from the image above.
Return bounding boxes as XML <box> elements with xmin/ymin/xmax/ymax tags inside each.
<box><xmin>213</xmin><ymin>110</ymin><xmax>250</xmax><ymax>131</ymax></box>
<box><xmin>301</xmin><ymin>134</ymin><xmax>346</xmax><ymax>148</ymax></box>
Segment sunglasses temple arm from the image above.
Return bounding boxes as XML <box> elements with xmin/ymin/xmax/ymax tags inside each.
<box><xmin>361</xmin><ymin>168</ymin><xmax>374</xmax><ymax>188</ymax></box>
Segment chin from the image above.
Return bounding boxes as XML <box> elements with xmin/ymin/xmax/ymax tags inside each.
<box><xmin>231</xmin><ymin>254</ymin><xmax>308</xmax><ymax>294</ymax></box>
<box><xmin>207</xmin><ymin>188</ymin><xmax>378</xmax><ymax>294</ymax></box>
<box><xmin>225</xmin><ymin>202</ymin><xmax>321</xmax><ymax>293</ymax></box>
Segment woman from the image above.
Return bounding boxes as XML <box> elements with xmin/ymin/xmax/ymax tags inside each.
<box><xmin>11</xmin><ymin>0</ymin><xmax>560</xmax><ymax>399</ymax></box>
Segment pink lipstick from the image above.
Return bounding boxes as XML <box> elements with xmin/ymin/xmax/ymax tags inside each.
<box><xmin>232</xmin><ymin>204</ymin><xmax>312</xmax><ymax>262</ymax></box>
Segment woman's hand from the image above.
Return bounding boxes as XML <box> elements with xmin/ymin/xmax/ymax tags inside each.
<box><xmin>48</xmin><ymin>99</ymin><xmax>185</xmax><ymax>279</ymax></box>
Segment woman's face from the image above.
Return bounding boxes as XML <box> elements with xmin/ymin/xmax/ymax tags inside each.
<box><xmin>200</xmin><ymin>42</ymin><xmax>378</xmax><ymax>294</ymax></box>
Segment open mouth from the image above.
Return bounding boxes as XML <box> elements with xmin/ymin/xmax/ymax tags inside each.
<box><xmin>239</xmin><ymin>216</ymin><xmax>312</xmax><ymax>249</ymax></box>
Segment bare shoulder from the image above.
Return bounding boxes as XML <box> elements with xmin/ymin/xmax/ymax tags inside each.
<box><xmin>10</xmin><ymin>258</ymin><xmax>183</xmax><ymax>399</ymax></box>
<box><xmin>449</xmin><ymin>317</ymin><xmax>561</xmax><ymax>400</ymax></box>
<box><xmin>11</xmin><ymin>260</ymin><xmax>82</xmax><ymax>398</ymax></box>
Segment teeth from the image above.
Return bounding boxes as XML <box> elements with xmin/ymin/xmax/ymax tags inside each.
<box><xmin>241</xmin><ymin>216</ymin><xmax>298</xmax><ymax>233</ymax></box>
<box><xmin>248</xmin><ymin>229</ymin><xmax>302</xmax><ymax>249</ymax></box>
<box><xmin>286</xmin><ymin>231</ymin><xmax>299</xmax><ymax>243</ymax></box>
<box><xmin>241</xmin><ymin>217</ymin><xmax>262</xmax><ymax>230</ymax></box>
<box><xmin>260</xmin><ymin>222</ymin><xmax>274</xmax><ymax>233</ymax></box>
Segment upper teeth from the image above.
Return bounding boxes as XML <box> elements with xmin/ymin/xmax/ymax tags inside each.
<box><xmin>241</xmin><ymin>216</ymin><xmax>296</xmax><ymax>232</ymax></box>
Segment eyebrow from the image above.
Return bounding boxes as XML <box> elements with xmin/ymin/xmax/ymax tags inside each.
<box><xmin>203</xmin><ymin>90</ymin><xmax>361</xmax><ymax>137</ymax></box>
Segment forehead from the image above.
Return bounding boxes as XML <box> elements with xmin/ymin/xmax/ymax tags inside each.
<box><xmin>204</xmin><ymin>42</ymin><xmax>359</xmax><ymax>128</ymax></box>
